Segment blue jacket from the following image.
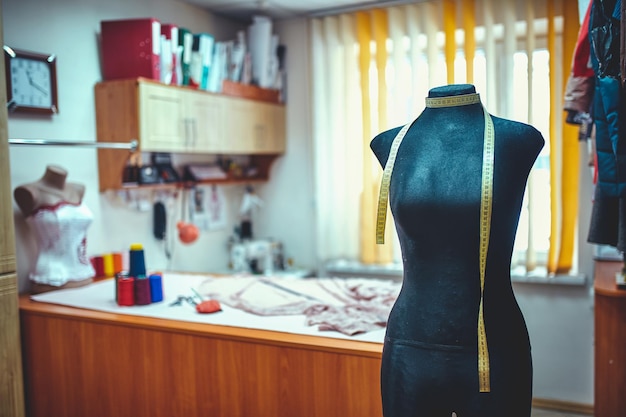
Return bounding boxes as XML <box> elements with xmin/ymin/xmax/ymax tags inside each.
<box><xmin>590</xmin><ymin>0</ymin><xmax>625</xmax><ymax>197</ymax></box>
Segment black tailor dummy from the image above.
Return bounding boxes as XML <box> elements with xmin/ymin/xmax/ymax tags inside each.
<box><xmin>371</xmin><ymin>84</ymin><xmax>544</xmax><ymax>417</ymax></box>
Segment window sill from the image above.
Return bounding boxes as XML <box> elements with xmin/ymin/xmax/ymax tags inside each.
<box><xmin>511</xmin><ymin>272</ymin><xmax>587</xmax><ymax>287</ymax></box>
<box><xmin>323</xmin><ymin>259</ymin><xmax>403</xmax><ymax>278</ymax></box>
<box><xmin>324</xmin><ymin>260</ymin><xmax>587</xmax><ymax>286</ymax></box>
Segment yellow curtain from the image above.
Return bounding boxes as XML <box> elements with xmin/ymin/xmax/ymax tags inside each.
<box><xmin>462</xmin><ymin>0</ymin><xmax>476</xmax><ymax>83</ymax></box>
<box><xmin>547</xmin><ymin>0</ymin><xmax>559</xmax><ymax>273</ymax></box>
<box><xmin>326</xmin><ymin>0</ymin><xmax>580</xmax><ymax>273</ymax></box>
<box><xmin>525</xmin><ymin>0</ymin><xmax>537</xmax><ymax>271</ymax></box>
<box><xmin>556</xmin><ymin>0</ymin><xmax>581</xmax><ymax>274</ymax></box>
<box><xmin>547</xmin><ymin>0</ymin><xmax>580</xmax><ymax>274</ymax></box>
<box><xmin>372</xmin><ymin>9</ymin><xmax>393</xmax><ymax>263</ymax></box>
<box><xmin>357</xmin><ymin>9</ymin><xmax>391</xmax><ymax>264</ymax></box>
<box><xmin>356</xmin><ymin>12</ymin><xmax>374</xmax><ymax>264</ymax></box>
<box><xmin>442</xmin><ymin>0</ymin><xmax>456</xmax><ymax>84</ymax></box>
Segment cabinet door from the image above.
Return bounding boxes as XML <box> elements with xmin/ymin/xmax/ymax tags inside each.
<box><xmin>223</xmin><ymin>98</ymin><xmax>255</xmax><ymax>153</ymax></box>
<box><xmin>139</xmin><ymin>83</ymin><xmax>187</xmax><ymax>152</ymax></box>
<box><xmin>222</xmin><ymin>98</ymin><xmax>285</xmax><ymax>154</ymax></box>
<box><xmin>261</xmin><ymin>104</ymin><xmax>286</xmax><ymax>153</ymax></box>
<box><xmin>251</xmin><ymin>103</ymin><xmax>276</xmax><ymax>153</ymax></box>
<box><xmin>183</xmin><ymin>90</ymin><xmax>224</xmax><ymax>153</ymax></box>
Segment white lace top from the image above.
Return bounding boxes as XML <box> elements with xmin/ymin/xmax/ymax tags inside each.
<box><xmin>27</xmin><ymin>202</ymin><xmax>95</xmax><ymax>286</ymax></box>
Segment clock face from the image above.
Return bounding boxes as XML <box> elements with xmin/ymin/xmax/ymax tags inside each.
<box><xmin>10</xmin><ymin>57</ymin><xmax>53</xmax><ymax>109</ymax></box>
<box><xmin>3</xmin><ymin>46</ymin><xmax>58</xmax><ymax>114</ymax></box>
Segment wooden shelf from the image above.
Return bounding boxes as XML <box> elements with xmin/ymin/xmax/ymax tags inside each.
<box><xmin>106</xmin><ymin>154</ymin><xmax>280</xmax><ymax>191</ymax></box>
<box><xmin>95</xmin><ymin>79</ymin><xmax>285</xmax><ymax>192</ymax></box>
<box><xmin>221</xmin><ymin>80</ymin><xmax>281</xmax><ymax>103</ymax></box>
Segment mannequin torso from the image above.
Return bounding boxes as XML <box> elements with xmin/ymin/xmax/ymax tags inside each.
<box><xmin>14</xmin><ymin>165</ymin><xmax>95</xmax><ymax>293</ymax></box>
<box><xmin>371</xmin><ymin>85</ymin><xmax>544</xmax><ymax>417</ymax></box>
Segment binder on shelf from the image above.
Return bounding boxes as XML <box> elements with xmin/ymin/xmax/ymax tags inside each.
<box><xmin>229</xmin><ymin>31</ymin><xmax>246</xmax><ymax>83</ymax></box>
<box><xmin>190</xmin><ymin>33</ymin><xmax>214</xmax><ymax>90</ymax></box>
<box><xmin>100</xmin><ymin>18</ymin><xmax>161</xmax><ymax>81</ymax></box>
<box><xmin>178</xmin><ymin>27</ymin><xmax>193</xmax><ymax>86</ymax></box>
<box><xmin>207</xmin><ymin>41</ymin><xmax>228</xmax><ymax>93</ymax></box>
<box><xmin>161</xmin><ymin>23</ymin><xmax>179</xmax><ymax>85</ymax></box>
<box><xmin>160</xmin><ymin>34</ymin><xmax>173</xmax><ymax>85</ymax></box>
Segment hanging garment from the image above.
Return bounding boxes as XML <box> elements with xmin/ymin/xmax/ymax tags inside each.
<box><xmin>589</xmin><ymin>0</ymin><xmax>625</xmax><ymax>197</ymax></box>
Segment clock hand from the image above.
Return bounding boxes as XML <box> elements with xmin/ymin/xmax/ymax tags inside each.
<box><xmin>30</xmin><ymin>82</ymin><xmax>49</xmax><ymax>96</ymax></box>
<box><xmin>25</xmin><ymin>72</ymin><xmax>49</xmax><ymax>95</ymax></box>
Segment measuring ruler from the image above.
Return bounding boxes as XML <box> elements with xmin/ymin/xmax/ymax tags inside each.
<box><xmin>375</xmin><ymin>92</ymin><xmax>493</xmax><ymax>393</ymax></box>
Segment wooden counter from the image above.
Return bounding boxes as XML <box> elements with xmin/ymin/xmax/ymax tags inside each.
<box><xmin>594</xmin><ymin>260</ymin><xmax>626</xmax><ymax>417</ymax></box>
<box><xmin>19</xmin><ymin>296</ymin><xmax>383</xmax><ymax>417</ymax></box>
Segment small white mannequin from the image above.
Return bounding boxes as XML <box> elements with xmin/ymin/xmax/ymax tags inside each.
<box><xmin>14</xmin><ymin>165</ymin><xmax>95</xmax><ymax>293</ymax></box>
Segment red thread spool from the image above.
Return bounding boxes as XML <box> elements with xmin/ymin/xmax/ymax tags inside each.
<box><xmin>134</xmin><ymin>277</ymin><xmax>152</xmax><ymax>305</ymax></box>
<box><xmin>92</xmin><ymin>256</ymin><xmax>105</xmax><ymax>278</ymax></box>
<box><xmin>117</xmin><ymin>277</ymin><xmax>135</xmax><ymax>306</ymax></box>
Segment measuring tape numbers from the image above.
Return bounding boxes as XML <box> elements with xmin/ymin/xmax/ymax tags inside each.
<box><xmin>375</xmin><ymin>92</ymin><xmax>494</xmax><ymax>393</ymax></box>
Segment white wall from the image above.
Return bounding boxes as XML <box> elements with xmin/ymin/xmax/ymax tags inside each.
<box><xmin>2</xmin><ymin>0</ymin><xmax>314</xmax><ymax>292</ymax></box>
<box><xmin>261</xmin><ymin>18</ymin><xmax>318</xmax><ymax>271</ymax></box>
<box><xmin>3</xmin><ymin>0</ymin><xmax>595</xmax><ymax>407</ymax></box>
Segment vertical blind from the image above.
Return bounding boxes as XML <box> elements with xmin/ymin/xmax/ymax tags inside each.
<box><xmin>311</xmin><ymin>0</ymin><xmax>580</xmax><ymax>275</ymax></box>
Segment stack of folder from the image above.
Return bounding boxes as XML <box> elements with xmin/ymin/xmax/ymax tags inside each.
<box><xmin>161</xmin><ymin>23</ymin><xmax>179</xmax><ymax>85</ymax></box>
<box><xmin>99</xmin><ymin>16</ymin><xmax>284</xmax><ymax>100</ymax></box>
<box><xmin>189</xmin><ymin>33</ymin><xmax>214</xmax><ymax>90</ymax></box>
<box><xmin>179</xmin><ymin>27</ymin><xmax>194</xmax><ymax>86</ymax></box>
<box><xmin>100</xmin><ymin>18</ymin><xmax>202</xmax><ymax>87</ymax></box>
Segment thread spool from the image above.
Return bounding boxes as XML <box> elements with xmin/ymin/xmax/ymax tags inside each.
<box><xmin>129</xmin><ymin>243</ymin><xmax>146</xmax><ymax>278</ymax></box>
<box><xmin>149</xmin><ymin>274</ymin><xmax>163</xmax><ymax>303</ymax></box>
<box><xmin>123</xmin><ymin>250</ymin><xmax>130</xmax><ymax>271</ymax></box>
<box><xmin>134</xmin><ymin>277</ymin><xmax>152</xmax><ymax>305</ymax></box>
<box><xmin>115</xmin><ymin>271</ymin><xmax>129</xmax><ymax>303</ymax></box>
<box><xmin>112</xmin><ymin>252</ymin><xmax>123</xmax><ymax>274</ymax></box>
<box><xmin>92</xmin><ymin>256</ymin><xmax>104</xmax><ymax>278</ymax></box>
<box><xmin>103</xmin><ymin>253</ymin><xmax>114</xmax><ymax>277</ymax></box>
<box><xmin>117</xmin><ymin>277</ymin><xmax>135</xmax><ymax>306</ymax></box>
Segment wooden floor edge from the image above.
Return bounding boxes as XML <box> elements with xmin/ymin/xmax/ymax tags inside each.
<box><xmin>532</xmin><ymin>398</ymin><xmax>594</xmax><ymax>415</ymax></box>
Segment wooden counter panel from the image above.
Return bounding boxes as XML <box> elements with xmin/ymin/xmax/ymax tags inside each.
<box><xmin>594</xmin><ymin>260</ymin><xmax>626</xmax><ymax>297</ymax></box>
<box><xmin>20</xmin><ymin>298</ymin><xmax>383</xmax><ymax>417</ymax></box>
<box><xmin>19</xmin><ymin>296</ymin><xmax>382</xmax><ymax>358</ymax></box>
<box><xmin>594</xmin><ymin>260</ymin><xmax>626</xmax><ymax>417</ymax></box>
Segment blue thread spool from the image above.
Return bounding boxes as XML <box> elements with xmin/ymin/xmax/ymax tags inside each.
<box><xmin>149</xmin><ymin>274</ymin><xmax>163</xmax><ymax>303</ymax></box>
<box><xmin>129</xmin><ymin>243</ymin><xmax>146</xmax><ymax>279</ymax></box>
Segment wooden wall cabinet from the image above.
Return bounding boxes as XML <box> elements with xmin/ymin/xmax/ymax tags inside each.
<box><xmin>95</xmin><ymin>78</ymin><xmax>285</xmax><ymax>191</ymax></box>
<box><xmin>138</xmin><ymin>81</ymin><xmax>227</xmax><ymax>153</ymax></box>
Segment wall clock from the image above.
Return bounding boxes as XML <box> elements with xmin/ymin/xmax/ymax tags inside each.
<box><xmin>3</xmin><ymin>46</ymin><xmax>58</xmax><ymax>115</ymax></box>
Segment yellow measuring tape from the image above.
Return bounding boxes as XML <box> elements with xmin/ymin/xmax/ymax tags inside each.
<box><xmin>375</xmin><ymin>92</ymin><xmax>493</xmax><ymax>393</ymax></box>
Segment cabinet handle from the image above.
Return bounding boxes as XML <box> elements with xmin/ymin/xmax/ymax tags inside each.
<box><xmin>184</xmin><ymin>118</ymin><xmax>192</xmax><ymax>148</ymax></box>
<box><xmin>192</xmin><ymin>119</ymin><xmax>198</xmax><ymax>147</ymax></box>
